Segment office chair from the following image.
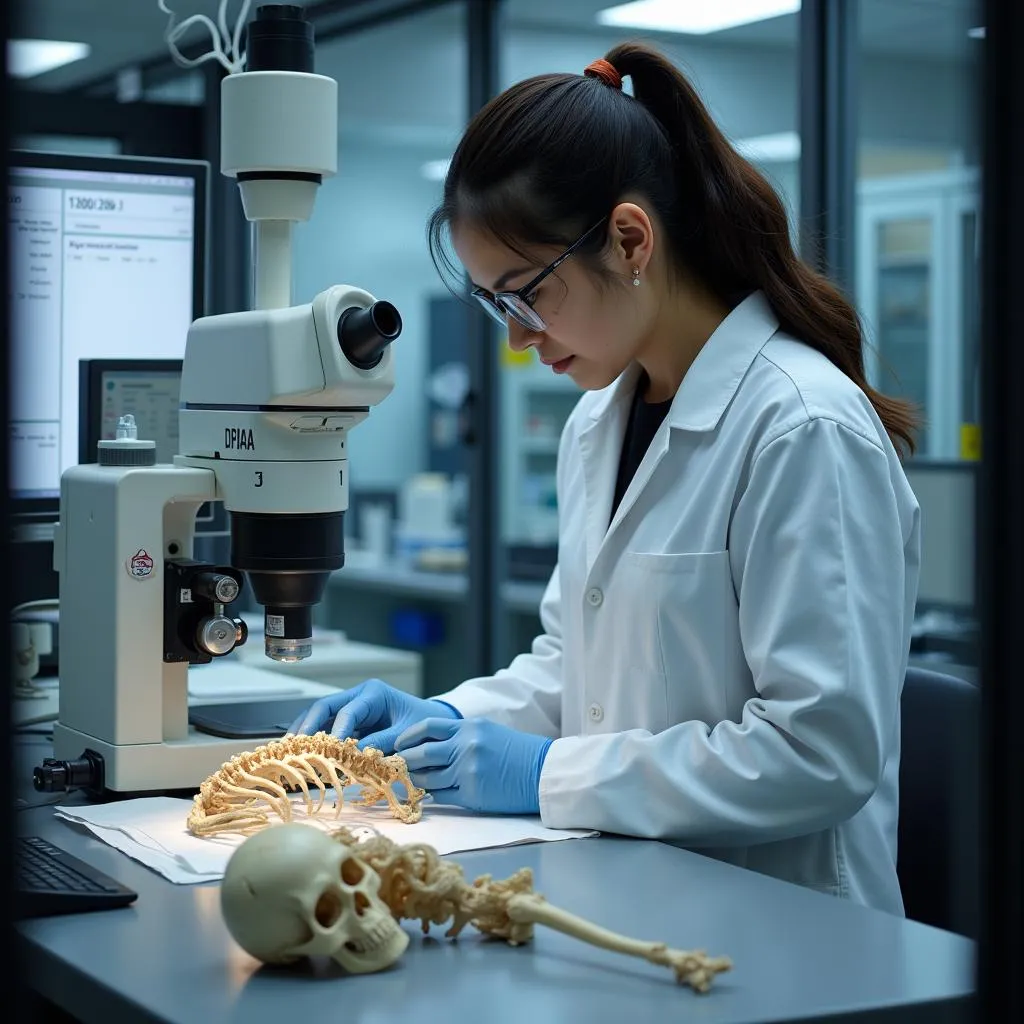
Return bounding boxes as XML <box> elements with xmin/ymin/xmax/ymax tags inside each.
<box><xmin>897</xmin><ymin>665</ymin><xmax>980</xmax><ymax>937</ymax></box>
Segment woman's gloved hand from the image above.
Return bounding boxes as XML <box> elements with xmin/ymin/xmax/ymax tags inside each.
<box><xmin>287</xmin><ymin>678</ymin><xmax>461</xmax><ymax>753</ymax></box>
<box><xmin>395</xmin><ymin>717</ymin><xmax>553</xmax><ymax>815</ymax></box>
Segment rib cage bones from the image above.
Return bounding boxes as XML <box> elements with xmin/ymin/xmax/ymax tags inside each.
<box><xmin>187</xmin><ymin>733</ymin><xmax>426</xmax><ymax>837</ymax></box>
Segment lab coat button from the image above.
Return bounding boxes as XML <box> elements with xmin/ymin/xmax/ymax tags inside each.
<box><xmin>588</xmin><ymin>703</ymin><xmax>604</xmax><ymax>722</ymax></box>
<box><xmin>586</xmin><ymin>587</ymin><xmax>604</xmax><ymax>607</ymax></box>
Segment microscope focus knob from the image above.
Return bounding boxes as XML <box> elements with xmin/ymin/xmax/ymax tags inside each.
<box><xmin>196</xmin><ymin>615</ymin><xmax>246</xmax><ymax>657</ymax></box>
<box><xmin>193</xmin><ymin>572</ymin><xmax>241</xmax><ymax>604</ymax></box>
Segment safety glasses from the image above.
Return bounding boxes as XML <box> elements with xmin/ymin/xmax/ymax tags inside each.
<box><xmin>471</xmin><ymin>217</ymin><xmax>607</xmax><ymax>333</ymax></box>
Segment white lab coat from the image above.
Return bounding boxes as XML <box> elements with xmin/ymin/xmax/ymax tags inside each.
<box><xmin>436</xmin><ymin>290</ymin><xmax>920</xmax><ymax>916</ymax></box>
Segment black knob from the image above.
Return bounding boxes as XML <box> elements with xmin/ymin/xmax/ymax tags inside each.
<box><xmin>192</xmin><ymin>572</ymin><xmax>241</xmax><ymax>604</ymax></box>
<box><xmin>33</xmin><ymin>752</ymin><xmax>104</xmax><ymax>794</ymax></box>
<box><xmin>337</xmin><ymin>301</ymin><xmax>402</xmax><ymax>370</ymax></box>
<box><xmin>246</xmin><ymin>4</ymin><xmax>314</xmax><ymax>73</ymax></box>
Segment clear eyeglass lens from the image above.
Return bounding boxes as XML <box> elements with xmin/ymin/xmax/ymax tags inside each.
<box><xmin>474</xmin><ymin>291</ymin><xmax>546</xmax><ymax>332</ymax></box>
<box><xmin>499</xmin><ymin>295</ymin><xmax>546</xmax><ymax>332</ymax></box>
<box><xmin>474</xmin><ymin>292</ymin><xmax>507</xmax><ymax>326</ymax></box>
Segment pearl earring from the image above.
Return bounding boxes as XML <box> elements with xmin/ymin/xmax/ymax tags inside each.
<box><xmin>632</xmin><ymin>267</ymin><xmax>640</xmax><ymax>287</ymax></box>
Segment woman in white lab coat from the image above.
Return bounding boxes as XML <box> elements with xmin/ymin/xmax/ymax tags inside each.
<box><xmin>292</xmin><ymin>43</ymin><xmax>921</xmax><ymax>916</ymax></box>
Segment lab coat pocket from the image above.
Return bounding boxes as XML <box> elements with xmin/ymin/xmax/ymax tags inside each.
<box><xmin>620</xmin><ymin>550</ymin><xmax>744</xmax><ymax>727</ymax></box>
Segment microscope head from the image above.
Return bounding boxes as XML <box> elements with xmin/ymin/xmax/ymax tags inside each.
<box><xmin>222</xmin><ymin>294</ymin><xmax>402</xmax><ymax>663</ymax></box>
<box><xmin>177</xmin><ymin>3</ymin><xmax>402</xmax><ymax>662</ymax></box>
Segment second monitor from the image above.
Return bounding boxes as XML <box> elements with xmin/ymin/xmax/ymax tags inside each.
<box><xmin>78</xmin><ymin>358</ymin><xmax>182</xmax><ymax>465</ymax></box>
<box><xmin>78</xmin><ymin>358</ymin><xmax>226</xmax><ymax>538</ymax></box>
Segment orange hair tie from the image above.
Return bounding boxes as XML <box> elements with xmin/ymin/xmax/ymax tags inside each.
<box><xmin>583</xmin><ymin>58</ymin><xmax>622</xmax><ymax>90</ymax></box>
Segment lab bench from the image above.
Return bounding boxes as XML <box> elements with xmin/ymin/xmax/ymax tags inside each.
<box><xmin>10</xmin><ymin>638</ymin><xmax>423</xmax><ymax>733</ymax></box>
<box><xmin>323</xmin><ymin>563</ymin><xmax>547</xmax><ymax>696</ymax></box>
<box><xmin>327</xmin><ymin>560</ymin><xmax>546</xmax><ymax>610</ymax></box>
<box><xmin>230</xmin><ymin>613</ymin><xmax>423</xmax><ymax>696</ymax></box>
<box><xmin>13</xmin><ymin>733</ymin><xmax>974</xmax><ymax>1024</ymax></box>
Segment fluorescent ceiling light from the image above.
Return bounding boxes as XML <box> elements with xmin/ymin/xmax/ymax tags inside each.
<box><xmin>734</xmin><ymin>131</ymin><xmax>800</xmax><ymax>162</ymax></box>
<box><xmin>598</xmin><ymin>0</ymin><xmax>800</xmax><ymax>34</ymax></box>
<box><xmin>7</xmin><ymin>39</ymin><xmax>91</xmax><ymax>78</ymax></box>
<box><xmin>967</xmin><ymin>26</ymin><xmax>985</xmax><ymax>39</ymax></box>
<box><xmin>421</xmin><ymin>158</ymin><xmax>451</xmax><ymax>181</ymax></box>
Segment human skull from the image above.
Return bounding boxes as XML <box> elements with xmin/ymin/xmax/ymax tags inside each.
<box><xmin>220</xmin><ymin>823</ymin><xmax>409</xmax><ymax>973</ymax></box>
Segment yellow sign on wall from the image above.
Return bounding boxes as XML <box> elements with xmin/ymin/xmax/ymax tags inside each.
<box><xmin>500</xmin><ymin>342</ymin><xmax>533</xmax><ymax>368</ymax></box>
<box><xmin>959</xmin><ymin>424</ymin><xmax>981</xmax><ymax>460</ymax></box>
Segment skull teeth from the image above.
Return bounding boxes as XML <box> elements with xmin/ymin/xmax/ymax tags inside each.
<box><xmin>345</xmin><ymin>919</ymin><xmax>395</xmax><ymax>953</ymax></box>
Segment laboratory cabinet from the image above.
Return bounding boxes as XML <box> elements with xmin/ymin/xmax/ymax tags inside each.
<box><xmin>500</xmin><ymin>362</ymin><xmax>580</xmax><ymax>547</ymax></box>
<box><xmin>856</xmin><ymin>167</ymin><xmax>981</xmax><ymax>459</ymax></box>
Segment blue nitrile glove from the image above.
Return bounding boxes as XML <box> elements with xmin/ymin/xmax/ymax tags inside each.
<box><xmin>394</xmin><ymin>717</ymin><xmax>553</xmax><ymax>815</ymax></box>
<box><xmin>287</xmin><ymin>678</ymin><xmax>461</xmax><ymax>753</ymax></box>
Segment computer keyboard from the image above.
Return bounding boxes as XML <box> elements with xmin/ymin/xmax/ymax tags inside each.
<box><xmin>16</xmin><ymin>835</ymin><xmax>138</xmax><ymax>918</ymax></box>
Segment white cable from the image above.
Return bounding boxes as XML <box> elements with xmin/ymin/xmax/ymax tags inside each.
<box><xmin>157</xmin><ymin>0</ymin><xmax>252</xmax><ymax>75</ymax></box>
<box><xmin>220</xmin><ymin>0</ymin><xmax>250</xmax><ymax>65</ymax></box>
<box><xmin>230</xmin><ymin>0</ymin><xmax>249</xmax><ymax>64</ymax></box>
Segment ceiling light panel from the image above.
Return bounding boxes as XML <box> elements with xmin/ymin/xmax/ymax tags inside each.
<box><xmin>598</xmin><ymin>0</ymin><xmax>801</xmax><ymax>35</ymax></box>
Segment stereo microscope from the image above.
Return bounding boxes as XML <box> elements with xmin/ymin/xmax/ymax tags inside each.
<box><xmin>36</xmin><ymin>5</ymin><xmax>402</xmax><ymax>795</ymax></box>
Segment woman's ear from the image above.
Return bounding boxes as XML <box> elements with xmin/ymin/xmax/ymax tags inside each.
<box><xmin>607</xmin><ymin>202</ymin><xmax>654</xmax><ymax>275</ymax></box>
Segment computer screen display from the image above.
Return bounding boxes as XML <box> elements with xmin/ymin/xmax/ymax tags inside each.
<box><xmin>8</xmin><ymin>149</ymin><xmax>208</xmax><ymax>517</ymax></box>
<box><xmin>76</xmin><ymin>358</ymin><xmax>228</xmax><ymax>539</ymax></box>
<box><xmin>904</xmin><ymin>460</ymin><xmax>976</xmax><ymax>610</ymax></box>
<box><xmin>78</xmin><ymin>360</ymin><xmax>183</xmax><ymax>466</ymax></box>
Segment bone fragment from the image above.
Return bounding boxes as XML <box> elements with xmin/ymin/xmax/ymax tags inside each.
<box><xmin>505</xmin><ymin>893</ymin><xmax>732</xmax><ymax>992</ymax></box>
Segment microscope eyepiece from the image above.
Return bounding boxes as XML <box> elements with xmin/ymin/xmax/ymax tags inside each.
<box><xmin>338</xmin><ymin>301</ymin><xmax>402</xmax><ymax>370</ymax></box>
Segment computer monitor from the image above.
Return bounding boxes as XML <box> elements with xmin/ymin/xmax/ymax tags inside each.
<box><xmin>78</xmin><ymin>358</ymin><xmax>183</xmax><ymax>465</ymax></box>
<box><xmin>903</xmin><ymin>460</ymin><xmax>976</xmax><ymax>611</ymax></box>
<box><xmin>77</xmin><ymin>358</ymin><xmax>228</xmax><ymax>538</ymax></box>
<box><xmin>8</xmin><ymin>149</ymin><xmax>209</xmax><ymax>527</ymax></box>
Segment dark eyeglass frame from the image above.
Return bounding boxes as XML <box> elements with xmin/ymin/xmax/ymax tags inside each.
<box><xmin>471</xmin><ymin>217</ymin><xmax>607</xmax><ymax>332</ymax></box>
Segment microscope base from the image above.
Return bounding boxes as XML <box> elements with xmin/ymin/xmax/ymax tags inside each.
<box><xmin>51</xmin><ymin>723</ymin><xmax>282</xmax><ymax>794</ymax></box>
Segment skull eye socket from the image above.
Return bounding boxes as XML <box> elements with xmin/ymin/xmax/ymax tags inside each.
<box><xmin>315</xmin><ymin>890</ymin><xmax>344</xmax><ymax>928</ymax></box>
<box><xmin>339</xmin><ymin>857</ymin><xmax>371</xmax><ymax>916</ymax></box>
<box><xmin>340</xmin><ymin>857</ymin><xmax>364</xmax><ymax>886</ymax></box>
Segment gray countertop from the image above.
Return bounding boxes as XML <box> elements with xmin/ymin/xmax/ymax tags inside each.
<box><xmin>328</xmin><ymin>561</ymin><xmax>548</xmax><ymax>613</ymax></box>
<box><xmin>14</xmin><ymin>735</ymin><xmax>976</xmax><ymax>1024</ymax></box>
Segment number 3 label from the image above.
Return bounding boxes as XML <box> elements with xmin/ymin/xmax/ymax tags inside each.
<box><xmin>254</xmin><ymin>471</ymin><xmax>263</xmax><ymax>487</ymax></box>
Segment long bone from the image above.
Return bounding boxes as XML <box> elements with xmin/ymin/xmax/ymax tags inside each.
<box><xmin>328</xmin><ymin>826</ymin><xmax>732</xmax><ymax>993</ymax></box>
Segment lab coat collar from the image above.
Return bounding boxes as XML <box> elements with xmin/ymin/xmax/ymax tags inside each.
<box><xmin>585</xmin><ymin>289</ymin><xmax>780</xmax><ymax>433</ymax></box>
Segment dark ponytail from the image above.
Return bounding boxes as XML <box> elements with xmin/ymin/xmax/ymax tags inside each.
<box><xmin>429</xmin><ymin>41</ymin><xmax>919</xmax><ymax>457</ymax></box>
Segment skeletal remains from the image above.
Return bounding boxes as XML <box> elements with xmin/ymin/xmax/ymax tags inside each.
<box><xmin>187</xmin><ymin>733</ymin><xmax>425</xmax><ymax>837</ymax></box>
<box><xmin>220</xmin><ymin>823</ymin><xmax>733</xmax><ymax>992</ymax></box>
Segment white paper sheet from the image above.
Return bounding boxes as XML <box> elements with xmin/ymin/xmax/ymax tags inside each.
<box><xmin>54</xmin><ymin>795</ymin><xmax>597</xmax><ymax>884</ymax></box>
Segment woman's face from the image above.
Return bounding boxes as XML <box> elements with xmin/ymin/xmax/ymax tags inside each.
<box><xmin>451</xmin><ymin>219</ymin><xmax>655</xmax><ymax>391</ymax></box>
